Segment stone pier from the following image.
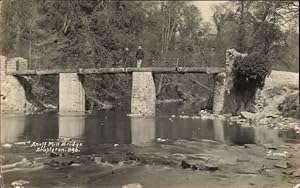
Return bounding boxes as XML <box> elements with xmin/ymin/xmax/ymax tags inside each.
<box><xmin>0</xmin><ymin>56</ymin><xmax>28</xmax><ymax>113</ymax></box>
<box><xmin>59</xmin><ymin>73</ymin><xmax>85</xmax><ymax>113</ymax></box>
<box><xmin>131</xmin><ymin>72</ymin><xmax>156</xmax><ymax>116</ymax></box>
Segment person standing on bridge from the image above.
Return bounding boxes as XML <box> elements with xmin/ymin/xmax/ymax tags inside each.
<box><xmin>123</xmin><ymin>47</ymin><xmax>129</xmax><ymax>68</ymax></box>
<box><xmin>135</xmin><ymin>45</ymin><xmax>144</xmax><ymax>68</ymax></box>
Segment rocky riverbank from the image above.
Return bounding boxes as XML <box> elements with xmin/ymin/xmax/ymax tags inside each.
<box><xmin>1</xmin><ymin>138</ymin><xmax>300</xmax><ymax>188</ymax></box>
<box><xmin>176</xmin><ymin>70</ymin><xmax>300</xmax><ymax>132</ymax></box>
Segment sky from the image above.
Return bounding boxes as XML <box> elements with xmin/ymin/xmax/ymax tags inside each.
<box><xmin>193</xmin><ymin>1</ymin><xmax>227</xmax><ymax>23</ymax></box>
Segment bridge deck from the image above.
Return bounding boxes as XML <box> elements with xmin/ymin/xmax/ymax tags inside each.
<box><xmin>7</xmin><ymin>67</ymin><xmax>225</xmax><ymax>76</ymax></box>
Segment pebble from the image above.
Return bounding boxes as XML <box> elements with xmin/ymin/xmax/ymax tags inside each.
<box><xmin>122</xmin><ymin>183</ymin><xmax>143</xmax><ymax>188</ymax></box>
<box><xmin>264</xmin><ymin>144</ymin><xmax>277</xmax><ymax>150</ymax></box>
<box><xmin>282</xmin><ymin>170</ymin><xmax>294</xmax><ymax>175</ymax></box>
<box><xmin>273</xmin><ymin>162</ymin><xmax>291</xmax><ymax>169</ymax></box>
<box><xmin>14</xmin><ymin>141</ymin><xmax>30</xmax><ymax>145</ymax></box>
<box><xmin>244</xmin><ymin>144</ymin><xmax>256</xmax><ymax>149</ymax></box>
<box><xmin>191</xmin><ymin>165</ymin><xmax>198</xmax><ymax>170</ymax></box>
<box><xmin>70</xmin><ymin>163</ymin><xmax>81</xmax><ymax>167</ymax></box>
<box><xmin>180</xmin><ymin>160</ymin><xmax>191</xmax><ymax>169</ymax></box>
<box><xmin>2</xmin><ymin>143</ymin><xmax>13</xmax><ymax>148</ymax></box>
<box><xmin>292</xmin><ymin>169</ymin><xmax>300</xmax><ymax>177</ymax></box>
<box><xmin>156</xmin><ymin>138</ymin><xmax>167</xmax><ymax>142</ymax></box>
<box><xmin>236</xmin><ymin>169</ymin><xmax>257</xmax><ymax>174</ymax></box>
<box><xmin>203</xmin><ymin>164</ymin><xmax>219</xmax><ymax>171</ymax></box>
<box><xmin>11</xmin><ymin>180</ymin><xmax>29</xmax><ymax>186</ymax></box>
<box><xmin>61</xmin><ymin>137</ymin><xmax>71</xmax><ymax>141</ymax></box>
<box><xmin>266</xmin><ymin>156</ymin><xmax>281</xmax><ymax>160</ymax></box>
<box><xmin>94</xmin><ymin>157</ymin><xmax>102</xmax><ymax>164</ymax></box>
<box><xmin>236</xmin><ymin>158</ymin><xmax>250</xmax><ymax>162</ymax></box>
<box><xmin>50</xmin><ymin>152</ymin><xmax>60</xmax><ymax>157</ymax></box>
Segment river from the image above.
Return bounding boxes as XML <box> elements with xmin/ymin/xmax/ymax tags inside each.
<box><xmin>1</xmin><ymin>110</ymin><xmax>298</xmax><ymax>146</ymax></box>
<box><xmin>1</xmin><ymin>106</ymin><xmax>300</xmax><ymax>188</ymax></box>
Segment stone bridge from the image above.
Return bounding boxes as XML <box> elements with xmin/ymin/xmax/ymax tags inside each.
<box><xmin>0</xmin><ymin>49</ymin><xmax>244</xmax><ymax>116</ymax></box>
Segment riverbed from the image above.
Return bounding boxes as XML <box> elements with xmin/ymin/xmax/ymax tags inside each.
<box><xmin>1</xmin><ymin>107</ymin><xmax>300</xmax><ymax>188</ymax></box>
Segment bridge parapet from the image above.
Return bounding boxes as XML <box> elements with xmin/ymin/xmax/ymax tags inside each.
<box><xmin>6</xmin><ymin>57</ymin><xmax>28</xmax><ymax>72</ymax></box>
<box><xmin>7</xmin><ymin>67</ymin><xmax>225</xmax><ymax>76</ymax></box>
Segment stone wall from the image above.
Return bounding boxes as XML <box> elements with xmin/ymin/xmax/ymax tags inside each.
<box><xmin>0</xmin><ymin>56</ymin><xmax>29</xmax><ymax>113</ymax></box>
<box><xmin>131</xmin><ymin>72</ymin><xmax>156</xmax><ymax>116</ymax></box>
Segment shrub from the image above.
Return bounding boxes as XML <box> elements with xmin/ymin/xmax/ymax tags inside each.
<box><xmin>278</xmin><ymin>93</ymin><xmax>300</xmax><ymax>118</ymax></box>
<box><xmin>233</xmin><ymin>52</ymin><xmax>271</xmax><ymax>92</ymax></box>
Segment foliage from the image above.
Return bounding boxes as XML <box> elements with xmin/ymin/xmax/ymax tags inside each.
<box><xmin>233</xmin><ymin>53</ymin><xmax>271</xmax><ymax>92</ymax></box>
<box><xmin>212</xmin><ymin>1</ymin><xmax>299</xmax><ymax>72</ymax></box>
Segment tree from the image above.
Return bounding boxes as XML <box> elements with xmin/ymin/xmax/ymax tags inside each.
<box><xmin>212</xmin><ymin>1</ymin><xmax>299</xmax><ymax>70</ymax></box>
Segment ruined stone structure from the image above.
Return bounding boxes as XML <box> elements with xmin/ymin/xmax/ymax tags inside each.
<box><xmin>212</xmin><ymin>49</ymin><xmax>248</xmax><ymax>114</ymax></box>
<box><xmin>1</xmin><ymin>49</ymin><xmax>242</xmax><ymax>116</ymax></box>
<box><xmin>212</xmin><ymin>72</ymin><xmax>226</xmax><ymax>114</ymax></box>
<box><xmin>0</xmin><ymin>56</ymin><xmax>28</xmax><ymax>113</ymax></box>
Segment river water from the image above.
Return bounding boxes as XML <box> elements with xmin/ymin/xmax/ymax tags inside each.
<box><xmin>1</xmin><ymin>109</ymin><xmax>298</xmax><ymax>147</ymax></box>
<box><xmin>1</xmin><ymin>107</ymin><xmax>300</xmax><ymax>188</ymax></box>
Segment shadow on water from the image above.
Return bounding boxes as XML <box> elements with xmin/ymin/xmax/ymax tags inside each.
<box><xmin>1</xmin><ymin>110</ymin><xmax>299</xmax><ymax>147</ymax></box>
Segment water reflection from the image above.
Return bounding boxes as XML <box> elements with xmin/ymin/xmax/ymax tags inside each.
<box><xmin>0</xmin><ymin>114</ymin><xmax>25</xmax><ymax>144</ymax></box>
<box><xmin>59</xmin><ymin>112</ymin><xmax>85</xmax><ymax>139</ymax></box>
<box><xmin>254</xmin><ymin>127</ymin><xmax>281</xmax><ymax>144</ymax></box>
<box><xmin>130</xmin><ymin>117</ymin><xmax>156</xmax><ymax>146</ymax></box>
<box><xmin>224</xmin><ymin>124</ymin><xmax>256</xmax><ymax>145</ymax></box>
<box><xmin>213</xmin><ymin>119</ymin><xmax>225</xmax><ymax>142</ymax></box>
<box><xmin>84</xmin><ymin>111</ymin><xmax>131</xmax><ymax>144</ymax></box>
<box><xmin>23</xmin><ymin>113</ymin><xmax>58</xmax><ymax>141</ymax></box>
<box><xmin>222</xmin><ymin>123</ymin><xmax>283</xmax><ymax>145</ymax></box>
<box><xmin>156</xmin><ymin>118</ymin><xmax>215</xmax><ymax>140</ymax></box>
<box><xmin>156</xmin><ymin>117</ymin><xmax>289</xmax><ymax>145</ymax></box>
<box><xmin>0</xmin><ymin>111</ymin><xmax>299</xmax><ymax>146</ymax></box>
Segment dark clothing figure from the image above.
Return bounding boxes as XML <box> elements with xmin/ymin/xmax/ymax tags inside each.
<box><xmin>136</xmin><ymin>49</ymin><xmax>144</xmax><ymax>60</ymax></box>
<box><xmin>136</xmin><ymin>47</ymin><xmax>144</xmax><ymax>68</ymax></box>
<box><xmin>123</xmin><ymin>48</ymin><xmax>129</xmax><ymax>67</ymax></box>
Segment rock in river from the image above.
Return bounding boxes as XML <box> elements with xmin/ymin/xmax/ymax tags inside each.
<box><xmin>264</xmin><ymin>144</ymin><xmax>277</xmax><ymax>150</ymax></box>
<box><xmin>50</xmin><ymin>152</ymin><xmax>60</xmax><ymax>157</ymax></box>
<box><xmin>122</xmin><ymin>183</ymin><xmax>143</xmax><ymax>188</ymax></box>
<box><xmin>191</xmin><ymin>165</ymin><xmax>198</xmax><ymax>170</ymax></box>
<box><xmin>292</xmin><ymin>169</ymin><xmax>300</xmax><ymax>177</ymax></box>
<box><xmin>273</xmin><ymin>162</ymin><xmax>291</xmax><ymax>169</ymax></box>
<box><xmin>240</xmin><ymin>111</ymin><xmax>255</xmax><ymax>119</ymax></box>
<box><xmin>11</xmin><ymin>180</ymin><xmax>29</xmax><ymax>187</ymax></box>
<box><xmin>180</xmin><ymin>160</ymin><xmax>191</xmax><ymax>169</ymax></box>
<box><xmin>203</xmin><ymin>164</ymin><xmax>219</xmax><ymax>171</ymax></box>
